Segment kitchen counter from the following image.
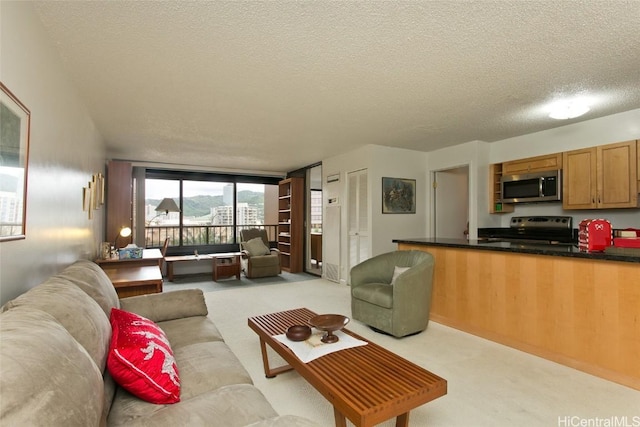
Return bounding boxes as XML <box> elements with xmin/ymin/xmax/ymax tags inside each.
<box><xmin>394</xmin><ymin>238</ymin><xmax>640</xmax><ymax>390</ymax></box>
<box><xmin>392</xmin><ymin>237</ymin><xmax>640</xmax><ymax>263</ymax></box>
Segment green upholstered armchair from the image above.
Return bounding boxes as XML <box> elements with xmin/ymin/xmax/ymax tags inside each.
<box><xmin>239</xmin><ymin>229</ymin><xmax>281</xmax><ymax>278</ymax></box>
<box><xmin>350</xmin><ymin>250</ymin><xmax>435</xmax><ymax>338</ymax></box>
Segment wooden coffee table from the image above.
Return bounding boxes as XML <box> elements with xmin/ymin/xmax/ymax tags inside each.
<box><xmin>248</xmin><ymin>308</ymin><xmax>447</xmax><ymax>427</ymax></box>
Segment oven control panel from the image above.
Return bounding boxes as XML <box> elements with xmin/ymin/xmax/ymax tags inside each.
<box><xmin>510</xmin><ymin>216</ymin><xmax>572</xmax><ymax>229</ymax></box>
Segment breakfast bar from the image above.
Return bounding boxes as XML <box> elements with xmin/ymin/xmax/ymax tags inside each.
<box><xmin>394</xmin><ymin>237</ymin><xmax>640</xmax><ymax>391</ymax></box>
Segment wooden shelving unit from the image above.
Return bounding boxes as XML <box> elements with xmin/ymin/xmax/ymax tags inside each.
<box><xmin>489</xmin><ymin>163</ymin><xmax>514</xmax><ymax>214</ymax></box>
<box><xmin>278</xmin><ymin>177</ymin><xmax>304</xmax><ymax>272</ymax></box>
<box><xmin>106</xmin><ymin>160</ymin><xmax>134</xmax><ymax>244</ymax></box>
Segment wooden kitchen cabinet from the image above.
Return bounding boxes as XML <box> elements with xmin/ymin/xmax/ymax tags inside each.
<box><xmin>637</xmin><ymin>140</ymin><xmax>640</xmax><ymax>187</ymax></box>
<box><xmin>489</xmin><ymin>163</ymin><xmax>514</xmax><ymax>214</ymax></box>
<box><xmin>563</xmin><ymin>140</ymin><xmax>638</xmax><ymax>209</ymax></box>
<box><xmin>502</xmin><ymin>152</ymin><xmax>562</xmax><ymax>175</ymax></box>
<box><xmin>278</xmin><ymin>177</ymin><xmax>304</xmax><ymax>273</ymax></box>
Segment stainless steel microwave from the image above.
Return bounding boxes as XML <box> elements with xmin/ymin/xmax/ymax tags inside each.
<box><xmin>500</xmin><ymin>170</ymin><xmax>562</xmax><ymax>203</ymax></box>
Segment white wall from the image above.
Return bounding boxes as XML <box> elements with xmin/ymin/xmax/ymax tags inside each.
<box><xmin>488</xmin><ymin>109</ymin><xmax>640</xmax><ymax>229</ymax></box>
<box><xmin>323</xmin><ymin>144</ymin><xmax>427</xmax><ymax>284</ymax></box>
<box><xmin>0</xmin><ymin>3</ymin><xmax>106</xmax><ymax>304</ymax></box>
<box><xmin>369</xmin><ymin>145</ymin><xmax>428</xmax><ymax>251</ymax></box>
<box><xmin>490</xmin><ymin>109</ymin><xmax>640</xmax><ymax>163</ymax></box>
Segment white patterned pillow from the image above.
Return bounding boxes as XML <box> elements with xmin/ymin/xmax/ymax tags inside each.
<box><xmin>391</xmin><ymin>266</ymin><xmax>410</xmax><ymax>285</ymax></box>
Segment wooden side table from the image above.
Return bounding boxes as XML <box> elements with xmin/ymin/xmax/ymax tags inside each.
<box><xmin>163</xmin><ymin>252</ymin><xmax>241</xmax><ymax>281</ymax></box>
<box><xmin>164</xmin><ymin>254</ymin><xmax>213</xmax><ymax>281</ymax></box>
<box><xmin>212</xmin><ymin>252</ymin><xmax>241</xmax><ymax>281</ymax></box>
<box><xmin>102</xmin><ymin>265</ymin><xmax>163</xmax><ymax>298</ymax></box>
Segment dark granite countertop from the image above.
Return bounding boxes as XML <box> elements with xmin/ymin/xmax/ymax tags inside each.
<box><xmin>393</xmin><ymin>238</ymin><xmax>640</xmax><ymax>264</ymax></box>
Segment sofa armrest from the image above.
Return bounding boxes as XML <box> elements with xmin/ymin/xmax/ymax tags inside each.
<box><xmin>119</xmin><ymin>289</ymin><xmax>207</xmax><ymax>323</ymax></box>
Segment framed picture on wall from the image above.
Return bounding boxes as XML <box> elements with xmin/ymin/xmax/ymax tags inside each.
<box><xmin>382</xmin><ymin>177</ymin><xmax>416</xmax><ymax>214</ymax></box>
<box><xmin>0</xmin><ymin>82</ymin><xmax>31</xmax><ymax>241</ymax></box>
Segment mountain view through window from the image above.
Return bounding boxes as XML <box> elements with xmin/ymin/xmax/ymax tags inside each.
<box><xmin>144</xmin><ymin>179</ymin><xmax>271</xmax><ymax>247</ymax></box>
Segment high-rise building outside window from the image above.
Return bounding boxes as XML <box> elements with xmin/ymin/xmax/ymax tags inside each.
<box><xmin>143</xmin><ymin>176</ymin><xmax>278</xmax><ymax>249</ymax></box>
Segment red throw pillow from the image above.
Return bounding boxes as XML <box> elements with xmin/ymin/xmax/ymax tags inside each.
<box><xmin>107</xmin><ymin>308</ymin><xmax>180</xmax><ymax>404</ymax></box>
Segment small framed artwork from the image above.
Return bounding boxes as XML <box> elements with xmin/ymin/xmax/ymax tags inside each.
<box><xmin>382</xmin><ymin>177</ymin><xmax>416</xmax><ymax>214</ymax></box>
<box><xmin>0</xmin><ymin>82</ymin><xmax>31</xmax><ymax>241</ymax></box>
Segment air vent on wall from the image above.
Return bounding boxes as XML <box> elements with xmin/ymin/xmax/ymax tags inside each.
<box><xmin>325</xmin><ymin>263</ymin><xmax>340</xmax><ymax>283</ymax></box>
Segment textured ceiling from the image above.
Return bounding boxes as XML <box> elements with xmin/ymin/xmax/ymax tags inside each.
<box><xmin>33</xmin><ymin>1</ymin><xmax>640</xmax><ymax>174</ymax></box>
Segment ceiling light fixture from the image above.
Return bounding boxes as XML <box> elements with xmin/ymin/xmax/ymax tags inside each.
<box><xmin>548</xmin><ymin>99</ymin><xmax>591</xmax><ymax>120</ymax></box>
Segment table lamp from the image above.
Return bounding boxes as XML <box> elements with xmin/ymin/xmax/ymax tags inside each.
<box><xmin>114</xmin><ymin>226</ymin><xmax>132</xmax><ymax>250</ymax></box>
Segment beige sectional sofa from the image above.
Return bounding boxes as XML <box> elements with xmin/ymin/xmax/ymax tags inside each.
<box><xmin>0</xmin><ymin>260</ymin><xmax>318</xmax><ymax>427</ymax></box>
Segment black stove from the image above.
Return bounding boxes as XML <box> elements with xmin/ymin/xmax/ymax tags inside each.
<box><xmin>478</xmin><ymin>216</ymin><xmax>575</xmax><ymax>245</ymax></box>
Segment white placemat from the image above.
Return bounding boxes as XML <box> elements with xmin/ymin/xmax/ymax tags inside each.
<box><xmin>274</xmin><ymin>330</ymin><xmax>368</xmax><ymax>363</ymax></box>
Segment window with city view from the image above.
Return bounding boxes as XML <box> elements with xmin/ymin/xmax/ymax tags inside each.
<box><xmin>143</xmin><ymin>173</ymin><xmax>278</xmax><ymax>250</ymax></box>
<box><xmin>310</xmin><ymin>190</ymin><xmax>322</xmax><ymax>233</ymax></box>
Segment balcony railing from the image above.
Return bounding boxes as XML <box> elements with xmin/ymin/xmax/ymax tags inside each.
<box><xmin>144</xmin><ymin>224</ymin><xmax>279</xmax><ymax>249</ymax></box>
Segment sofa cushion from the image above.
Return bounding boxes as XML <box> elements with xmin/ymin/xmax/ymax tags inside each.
<box><xmin>119</xmin><ymin>289</ymin><xmax>208</xmax><ymax>323</ymax></box>
<box><xmin>108</xmin><ymin>341</ymin><xmax>255</xmax><ymax>424</ymax></box>
<box><xmin>173</xmin><ymin>341</ymin><xmax>254</xmax><ymax>400</ymax></box>
<box><xmin>102</xmin><ymin>370</ymin><xmax>119</xmax><ymax>427</ymax></box>
<box><xmin>157</xmin><ymin>316</ymin><xmax>224</xmax><ymax>350</ymax></box>
<box><xmin>108</xmin><ymin>308</ymin><xmax>181</xmax><ymax>404</ymax></box>
<box><xmin>244</xmin><ymin>237</ymin><xmax>271</xmax><ymax>256</ymax></box>
<box><xmin>247</xmin><ymin>253</ymin><xmax>279</xmax><ymax>267</ymax></box>
<box><xmin>0</xmin><ymin>307</ymin><xmax>103</xmax><ymax>426</ymax></box>
<box><xmin>108</xmin><ymin>384</ymin><xmax>280</xmax><ymax>427</ymax></box>
<box><xmin>246</xmin><ymin>416</ymin><xmax>324</xmax><ymax>427</ymax></box>
<box><xmin>57</xmin><ymin>259</ymin><xmax>120</xmax><ymax>316</ymax></box>
<box><xmin>1</xmin><ymin>276</ymin><xmax>112</xmax><ymax>370</ymax></box>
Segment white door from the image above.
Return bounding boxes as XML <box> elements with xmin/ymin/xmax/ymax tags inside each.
<box><xmin>433</xmin><ymin>166</ymin><xmax>469</xmax><ymax>239</ymax></box>
<box><xmin>347</xmin><ymin>169</ymin><xmax>369</xmax><ymax>277</ymax></box>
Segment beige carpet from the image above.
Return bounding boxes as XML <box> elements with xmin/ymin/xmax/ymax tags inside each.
<box><xmin>204</xmin><ymin>279</ymin><xmax>639</xmax><ymax>427</ymax></box>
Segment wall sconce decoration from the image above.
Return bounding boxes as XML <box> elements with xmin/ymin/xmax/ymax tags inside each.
<box><xmin>82</xmin><ymin>187</ymin><xmax>90</xmax><ymax>213</ymax></box>
<box><xmin>94</xmin><ymin>172</ymin><xmax>105</xmax><ymax>207</ymax></box>
<box><xmin>83</xmin><ymin>172</ymin><xmax>105</xmax><ymax>219</ymax></box>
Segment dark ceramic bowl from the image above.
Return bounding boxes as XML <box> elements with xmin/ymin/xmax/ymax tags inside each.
<box><xmin>308</xmin><ymin>314</ymin><xmax>350</xmax><ymax>332</ymax></box>
<box><xmin>286</xmin><ymin>324</ymin><xmax>312</xmax><ymax>341</ymax></box>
